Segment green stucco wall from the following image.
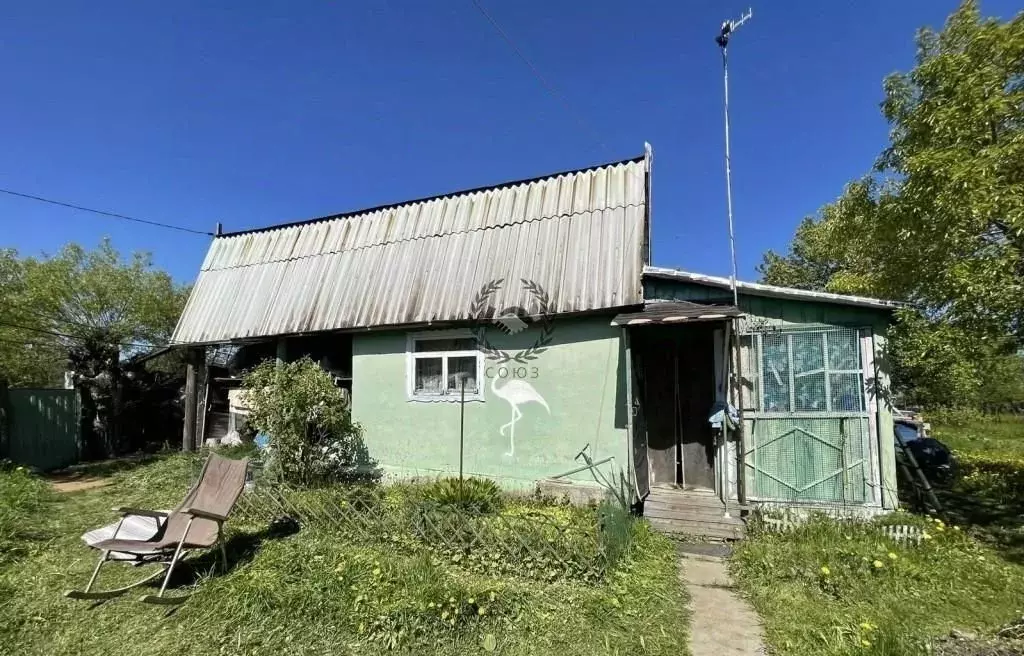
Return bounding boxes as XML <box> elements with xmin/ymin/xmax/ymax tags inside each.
<box><xmin>645</xmin><ymin>276</ymin><xmax>898</xmax><ymax>509</ymax></box>
<box><xmin>351</xmin><ymin>316</ymin><xmax>630</xmax><ymax>492</ymax></box>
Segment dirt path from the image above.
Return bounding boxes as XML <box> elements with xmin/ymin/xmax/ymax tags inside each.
<box><xmin>680</xmin><ymin>554</ymin><xmax>766</xmax><ymax>656</ymax></box>
<box><xmin>48</xmin><ymin>473</ymin><xmax>111</xmax><ymax>493</ymax></box>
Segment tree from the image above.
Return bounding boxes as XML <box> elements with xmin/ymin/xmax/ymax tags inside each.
<box><xmin>759</xmin><ymin>1</ymin><xmax>1024</xmax><ymax>407</ymax></box>
<box><xmin>0</xmin><ymin>240</ymin><xmax>190</xmax><ymax>456</ymax></box>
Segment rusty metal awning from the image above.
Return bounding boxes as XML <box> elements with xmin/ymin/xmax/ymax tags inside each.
<box><xmin>610</xmin><ymin>301</ymin><xmax>741</xmax><ymax>326</ymax></box>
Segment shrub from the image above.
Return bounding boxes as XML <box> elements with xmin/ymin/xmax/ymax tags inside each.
<box><xmin>423</xmin><ymin>477</ymin><xmax>502</xmax><ymax>514</ymax></box>
<box><xmin>242</xmin><ymin>357</ymin><xmax>380</xmax><ymax>487</ymax></box>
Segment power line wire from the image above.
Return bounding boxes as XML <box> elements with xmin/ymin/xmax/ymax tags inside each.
<box><xmin>467</xmin><ymin>0</ymin><xmax>608</xmax><ymax>152</ymax></box>
<box><xmin>0</xmin><ymin>188</ymin><xmax>214</xmax><ymax>236</ymax></box>
<box><xmin>0</xmin><ymin>320</ymin><xmax>162</xmax><ymax>349</ymax></box>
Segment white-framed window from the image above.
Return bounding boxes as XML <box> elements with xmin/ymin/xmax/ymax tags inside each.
<box><xmin>406</xmin><ymin>330</ymin><xmax>484</xmax><ymax>401</ymax></box>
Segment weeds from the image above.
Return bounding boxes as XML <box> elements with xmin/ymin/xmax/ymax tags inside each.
<box><xmin>0</xmin><ymin>452</ymin><xmax>689</xmax><ymax>656</ymax></box>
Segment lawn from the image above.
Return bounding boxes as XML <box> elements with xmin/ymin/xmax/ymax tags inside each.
<box><xmin>0</xmin><ymin>453</ymin><xmax>689</xmax><ymax>656</ymax></box>
<box><xmin>731</xmin><ymin>415</ymin><xmax>1024</xmax><ymax>655</ymax></box>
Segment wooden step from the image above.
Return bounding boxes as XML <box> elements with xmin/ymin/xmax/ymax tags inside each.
<box><xmin>647</xmin><ymin>517</ymin><xmax>745</xmax><ymax>540</ymax></box>
<box><xmin>647</xmin><ymin>499</ymin><xmax>737</xmax><ymax>513</ymax></box>
<box><xmin>644</xmin><ymin>509</ymin><xmax>744</xmax><ymax>529</ymax></box>
<box><xmin>644</xmin><ymin>504</ymin><xmax>739</xmax><ymax>522</ymax></box>
<box><xmin>645</xmin><ymin>511</ymin><xmax>744</xmax><ymax>529</ymax></box>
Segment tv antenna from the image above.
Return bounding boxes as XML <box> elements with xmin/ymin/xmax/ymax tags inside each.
<box><xmin>716</xmin><ymin>8</ymin><xmax>752</xmax><ymax>307</ymax></box>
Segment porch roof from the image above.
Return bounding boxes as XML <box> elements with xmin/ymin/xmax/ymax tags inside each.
<box><xmin>610</xmin><ymin>301</ymin><xmax>741</xmax><ymax>326</ymax></box>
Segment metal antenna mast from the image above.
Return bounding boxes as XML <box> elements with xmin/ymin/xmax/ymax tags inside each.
<box><xmin>716</xmin><ymin>8</ymin><xmax>752</xmax><ymax>307</ymax></box>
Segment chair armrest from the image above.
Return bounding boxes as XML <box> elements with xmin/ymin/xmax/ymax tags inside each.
<box><xmin>182</xmin><ymin>507</ymin><xmax>227</xmax><ymax>522</ymax></box>
<box><xmin>114</xmin><ymin>507</ymin><xmax>169</xmax><ymax>519</ymax></box>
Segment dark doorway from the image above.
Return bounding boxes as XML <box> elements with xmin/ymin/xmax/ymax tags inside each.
<box><xmin>632</xmin><ymin>324</ymin><xmax>717</xmax><ymax>490</ymax></box>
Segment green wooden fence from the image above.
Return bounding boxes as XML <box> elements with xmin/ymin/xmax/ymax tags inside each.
<box><xmin>1</xmin><ymin>388</ymin><xmax>81</xmax><ymax>471</ymax></box>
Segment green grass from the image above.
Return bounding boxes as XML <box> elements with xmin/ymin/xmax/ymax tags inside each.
<box><xmin>731</xmin><ymin>415</ymin><xmax>1024</xmax><ymax>655</ymax></box>
<box><xmin>932</xmin><ymin>414</ymin><xmax>1024</xmax><ymax>457</ymax></box>
<box><xmin>732</xmin><ymin>514</ymin><xmax>1024</xmax><ymax>655</ymax></box>
<box><xmin>0</xmin><ymin>453</ymin><xmax>689</xmax><ymax>656</ymax></box>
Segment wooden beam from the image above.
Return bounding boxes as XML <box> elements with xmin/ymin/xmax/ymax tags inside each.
<box><xmin>182</xmin><ymin>348</ymin><xmax>201</xmax><ymax>452</ymax></box>
<box><xmin>195</xmin><ymin>363</ymin><xmax>210</xmax><ymax>447</ymax></box>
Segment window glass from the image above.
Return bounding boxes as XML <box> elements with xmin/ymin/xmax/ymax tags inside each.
<box><xmin>830</xmin><ymin>373</ymin><xmax>864</xmax><ymax>411</ymax></box>
<box><xmin>447</xmin><ymin>356</ymin><xmax>479</xmax><ymax>393</ymax></box>
<box><xmin>762</xmin><ymin>337</ymin><xmax>791</xmax><ymax>412</ymax></box>
<box><xmin>828</xmin><ymin>331</ymin><xmax>861</xmax><ymax>370</ymax></box>
<box><xmin>792</xmin><ymin>333</ymin><xmax>826</xmax><ymax>410</ymax></box>
<box><xmin>414</xmin><ymin>358</ymin><xmax>443</xmax><ymax>393</ymax></box>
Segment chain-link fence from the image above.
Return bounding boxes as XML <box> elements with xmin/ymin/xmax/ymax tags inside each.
<box><xmin>231</xmin><ymin>467</ymin><xmax>634</xmax><ymax>584</ymax></box>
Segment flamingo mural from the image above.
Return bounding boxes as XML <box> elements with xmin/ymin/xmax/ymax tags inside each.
<box><xmin>490</xmin><ymin>374</ymin><xmax>549</xmax><ymax>457</ymax></box>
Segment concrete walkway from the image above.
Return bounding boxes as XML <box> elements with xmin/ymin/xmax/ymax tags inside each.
<box><xmin>679</xmin><ymin>553</ymin><xmax>766</xmax><ymax>656</ymax></box>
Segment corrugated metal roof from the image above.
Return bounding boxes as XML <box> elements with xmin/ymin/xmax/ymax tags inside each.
<box><xmin>173</xmin><ymin>156</ymin><xmax>649</xmax><ymax>344</ymax></box>
<box><xmin>643</xmin><ymin>266</ymin><xmax>902</xmax><ymax>310</ymax></box>
<box><xmin>610</xmin><ymin>301</ymin><xmax>741</xmax><ymax>326</ymax></box>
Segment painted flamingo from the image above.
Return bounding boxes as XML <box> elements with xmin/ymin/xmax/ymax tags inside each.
<box><xmin>490</xmin><ymin>374</ymin><xmax>550</xmax><ymax>457</ymax></box>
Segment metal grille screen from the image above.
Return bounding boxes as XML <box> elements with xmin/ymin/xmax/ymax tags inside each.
<box><xmin>740</xmin><ymin>328</ymin><xmax>873</xmax><ymax>505</ymax></box>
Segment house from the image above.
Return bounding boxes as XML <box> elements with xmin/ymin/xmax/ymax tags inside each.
<box><xmin>171</xmin><ymin>148</ymin><xmax>899</xmax><ymax>537</ymax></box>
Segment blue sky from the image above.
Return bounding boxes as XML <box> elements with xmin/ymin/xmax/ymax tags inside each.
<box><xmin>0</xmin><ymin>1</ymin><xmax>1017</xmax><ymax>284</ymax></box>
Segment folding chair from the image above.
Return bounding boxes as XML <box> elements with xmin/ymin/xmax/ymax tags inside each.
<box><xmin>64</xmin><ymin>453</ymin><xmax>249</xmax><ymax>605</ymax></box>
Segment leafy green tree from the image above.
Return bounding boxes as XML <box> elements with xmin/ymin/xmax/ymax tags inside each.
<box><xmin>0</xmin><ymin>240</ymin><xmax>188</xmax><ymax>387</ymax></box>
<box><xmin>0</xmin><ymin>240</ymin><xmax>189</xmax><ymax>456</ymax></box>
<box><xmin>759</xmin><ymin>1</ymin><xmax>1024</xmax><ymax>408</ymax></box>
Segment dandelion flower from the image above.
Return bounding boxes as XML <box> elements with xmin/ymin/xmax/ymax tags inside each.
<box><xmin>922</xmin><ymin>532</ymin><xmax>932</xmax><ymax>540</ymax></box>
<box><xmin>873</xmin><ymin>560</ymin><xmax>884</xmax><ymax>569</ymax></box>
<box><xmin>859</xmin><ymin>622</ymin><xmax>875</xmax><ymax>631</ymax></box>
<box><xmin>862</xmin><ymin>639</ymin><xmax>872</xmax><ymax>647</ymax></box>
<box><xmin>888</xmin><ymin>552</ymin><xmax>898</xmax><ymax>560</ymax></box>
<box><xmin>821</xmin><ymin>566</ymin><xmax>831</xmax><ymax>576</ymax></box>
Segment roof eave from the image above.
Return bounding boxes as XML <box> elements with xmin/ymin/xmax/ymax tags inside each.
<box><xmin>643</xmin><ymin>266</ymin><xmax>903</xmax><ymax>311</ymax></box>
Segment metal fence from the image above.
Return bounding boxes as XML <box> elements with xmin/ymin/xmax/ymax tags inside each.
<box><xmin>1</xmin><ymin>388</ymin><xmax>80</xmax><ymax>471</ymax></box>
<box><xmin>233</xmin><ymin>473</ymin><xmax>634</xmax><ymax>584</ymax></box>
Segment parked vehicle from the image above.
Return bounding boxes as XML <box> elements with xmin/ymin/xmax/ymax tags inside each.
<box><xmin>894</xmin><ymin>418</ymin><xmax>958</xmax><ymax>487</ymax></box>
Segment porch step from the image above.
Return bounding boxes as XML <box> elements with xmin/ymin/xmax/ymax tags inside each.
<box><xmin>648</xmin><ymin>518</ymin><xmax>745</xmax><ymax>541</ymax></box>
<box><xmin>643</xmin><ymin>489</ymin><xmax>746</xmax><ymax>540</ymax></box>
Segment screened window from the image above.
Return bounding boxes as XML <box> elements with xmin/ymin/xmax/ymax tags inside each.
<box><xmin>407</xmin><ymin>333</ymin><xmax>482</xmax><ymax>400</ymax></box>
<box><xmin>741</xmin><ymin>328</ymin><xmax>866</xmax><ymax>413</ymax></box>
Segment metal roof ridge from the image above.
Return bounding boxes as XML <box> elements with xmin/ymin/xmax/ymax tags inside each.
<box><xmin>217</xmin><ymin>153</ymin><xmax>646</xmax><ymax>239</ymax></box>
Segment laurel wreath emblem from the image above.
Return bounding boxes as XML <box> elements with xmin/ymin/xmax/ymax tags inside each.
<box><xmin>470</xmin><ymin>278</ymin><xmax>555</xmax><ymax>364</ymax></box>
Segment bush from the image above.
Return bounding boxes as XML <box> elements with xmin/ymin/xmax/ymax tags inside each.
<box><xmin>423</xmin><ymin>477</ymin><xmax>502</xmax><ymax>514</ymax></box>
<box><xmin>242</xmin><ymin>357</ymin><xmax>380</xmax><ymax>487</ymax></box>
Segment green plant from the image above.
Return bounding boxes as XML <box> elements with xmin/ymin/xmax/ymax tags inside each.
<box><xmin>0</xmin><ymin>453</ymin><xmax>690</xmax><ymax>656</ymax></box>
<box><xmin>242</xmin><ymin>357</ymin><xmax>380</xmax><ymax>487</ymax></box>
<box><xmin>423</xmin><ymin>477</ymin><xmax>503</xmax><ymax>514</ymax></box>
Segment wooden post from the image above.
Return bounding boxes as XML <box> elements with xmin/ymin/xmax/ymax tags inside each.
<box><xmin>182</xmin><ymin>348</ymin><xmax>200</xmax><ymax>452</ymax></box>
<box><xmin>732</xmin><ymin>320</ymin><xmax>747</xmax><ymax>506</ymax></box>
<box><xmin>195</xmin><ymin>362</ymin><xmax>210</xmax><ymax>447</ymax></box>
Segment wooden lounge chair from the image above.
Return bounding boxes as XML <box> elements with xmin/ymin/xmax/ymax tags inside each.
<box><xmin>65</xmin><ymin>453</ymin><xmax>249</xmax><ymax>605</ymax></box>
